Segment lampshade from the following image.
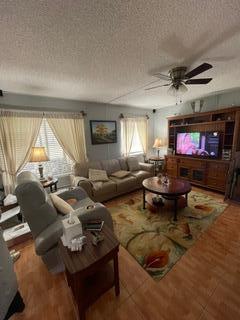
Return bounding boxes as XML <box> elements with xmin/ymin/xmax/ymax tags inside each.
<box><xmin>153</xmin><ymin>138</ymin><xmax>163</xmax><ymax>148</ymax></box>
<box><xmin>29</xmin><ymin>147</ymin><xmax>49</xmax><ymax>162</ymax></box>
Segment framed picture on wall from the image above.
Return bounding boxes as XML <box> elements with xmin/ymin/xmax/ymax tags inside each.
<box><xmin>90</xmin><ymin>120</ymin><xmax>117</xmax><ymax>145</ymax></box>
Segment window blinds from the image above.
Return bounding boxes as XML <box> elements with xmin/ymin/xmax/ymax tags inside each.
<box><xmin>24</xmin><ymin>119</ymin><xmax>72</xmax><ymax>177</ymax></box>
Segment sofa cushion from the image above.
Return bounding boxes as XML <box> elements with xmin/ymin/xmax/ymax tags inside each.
<box><xmin>92</xmin><ymin>180</ymin><xmax>117</xmax><ymax>197</ymax></box>
<box><xmin>73</xmin><ymin>162</ymin><xmax>88</xmax><ymax>177</ymax></box>
<box><xmin>109</xmin><ymin>175</ymin><xmax>137</xmax><ymax>193</ymax></box>
<box><xmin>127</xmin><ymin>157</ymin><xmax>140</xmax><ymax>171</ymax></box>
<box><xmin>118</xmin><ymin>158</ymin><xmax>128</xmax><ymax>171</ymax></box>
<box><xmin>88</xmin><ymin>161</ymin><xmax>102</xmax><ymax>170</ymax></box>
<box><xmin>136</xmin><ymin>154</ymin><xmax>145</xmax><ymax>163</ymax></box>
<box><xmin>73</xmin><ymin>161</ymin><xmax>102</xmax><ymax>178</ymax></box>
<box><xmin>101</xmin><ymin>159</ymin><xmax>121</xmax><ymax>175</ymax></box>
<box><xmin>89</xmin><ymin>169</ymin><xmax>109</xmax><ymax>182</ymax></box>
<box><xmin>111</xmin><ymin>170</ymin><xmax>130</xmax><ymax>179</ymax></box>
<box><xmin>131</xmin><ymin>170</ymin><xmax>152</xmax><ymax>184</ymax></box>
<box><xmin>50</xmin><ymin>193</ymin><xmax>73</xmax><ymax>215</ymax></box>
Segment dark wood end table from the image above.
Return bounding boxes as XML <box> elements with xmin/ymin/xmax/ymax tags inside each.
<box><xmin>142</xmin><ymin>177</ymin><xmax>191</xmax><ymax>221</ymax></box>
<box><xmin>148</xmin><ymin>156</ymin><xmax>165</xmax><ymax>175</ymax></box>
<box><xmin>59</xmin><ymin>225</ymin><xmax>120</xmax><ymax>320</ymax></box>
<box><xmin>41</xmin><ymin>178</ymin><xmax>58</xmax><ymax>193</ymax></box>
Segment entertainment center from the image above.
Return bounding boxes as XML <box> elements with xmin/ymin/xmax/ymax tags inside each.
<box><xmin>165</xmin><ymin>107</ymin><xmax>240</xmax><ymax>192</ymax></box>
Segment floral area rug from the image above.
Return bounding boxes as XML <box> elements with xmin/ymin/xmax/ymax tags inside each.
<box><xmin>105</xmin><ymin>190</ymin><xmax>228</xmax><ymax>280</ymax></box>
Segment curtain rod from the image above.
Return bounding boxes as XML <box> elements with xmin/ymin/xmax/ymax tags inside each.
<box><xmin>119</xmin><ymin>113</ymin><xmax>149</xmax><ymax>120</ymax></box>
<box><xmin>43</xmin><ymin>110</ymin><xmax>87</xmax><ymax>117</ymax></box>
<box><xmin>0</xmin><ymin>107</ymin><xmax>87</xmax><ymax>117</ymax></box>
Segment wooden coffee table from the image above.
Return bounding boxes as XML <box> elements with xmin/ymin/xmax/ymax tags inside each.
<box><xmin>142</xmin><ymin>177</ymin><xmax>192</xmax><ymax>221</ymax></box>
<box><xmin>59</xmin><ymin>224</ymin><xmax>120</xmax><ymax>320</ymax></box>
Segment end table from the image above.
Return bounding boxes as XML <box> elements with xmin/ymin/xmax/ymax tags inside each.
<box><xmin>59</xmin><ymin>225</ymin><xmax>120</xmax><ymax>320</ymax></box>
<box><xmin>41</xmin><ymin>178</ymin><xmax>58</xmax><ymax>193</ymax></box>
<box><xmin>148</xmin><ymin>156</ymin><xmax>165</xmax><ymax>175</ymax></box>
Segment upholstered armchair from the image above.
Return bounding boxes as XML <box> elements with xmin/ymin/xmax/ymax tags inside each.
<box><xmin>15</xmin><ymin>171</ymin><xmax>113</xmax><ymax>274</ymax></box>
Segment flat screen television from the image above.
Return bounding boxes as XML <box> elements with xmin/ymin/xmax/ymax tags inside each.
<box><xmin>176</xmin><ymin>131</ymin><xmax>220</xmax><ymax>158</ymax></box>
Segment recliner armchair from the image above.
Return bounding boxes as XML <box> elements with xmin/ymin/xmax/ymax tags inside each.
<box><xmin>15</xmin><ymin>171</ymin><xmax>113</xmax><ymax>274</ymax></box>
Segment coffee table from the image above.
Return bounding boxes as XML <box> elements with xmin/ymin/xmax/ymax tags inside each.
<box><xmin>142</xmin><ymin>177</ymin><xmax>192</xmax><ymax>221</ymax></box>
<box><xmin>59</xmin><ymin>224</ymin><xmax>120</xmax><ymax>320</ymax></box>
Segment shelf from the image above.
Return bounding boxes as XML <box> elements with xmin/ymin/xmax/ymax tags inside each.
<box><xmin>169</xmin><ymin>120</ymin><xmax>233</xmax><ymax>128</ymax></box>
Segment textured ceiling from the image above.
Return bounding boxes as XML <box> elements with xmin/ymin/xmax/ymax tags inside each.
<box><xmin>0</xmin><ymin>0</ymin><xmax>240</xmax><ymax>108</ymax></box>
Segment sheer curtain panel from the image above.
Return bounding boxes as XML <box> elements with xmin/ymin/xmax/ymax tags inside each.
<box><xmin>0</xmin><ymin>110</ymin><xmax>43</xmax><ymax>194</ymax></box>
<box><xmin>120</xmin><ymin>118</ymin><xmax>135</xmax><ymax>156</ymax></box>
<box><xmin>46</xmin><ymin>112</ymin><xmax>87</xmax><ymax>164</ymax></box>
<box><xmin>136</xmin><ymin>117</ymin><xmax>148</xmax><ymax>155</ymax></box>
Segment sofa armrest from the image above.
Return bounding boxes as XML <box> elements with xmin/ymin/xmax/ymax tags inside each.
<box><xmin>74</xmin><ymin>203</ymin><xmax>113</xmax><ymax>231</ymax></box>
<box><xmin>35</xmin><ymin>219</ymin><xmax>63</xmax><ymax>256</ymax></box>
<box><xmin>77</xmin><ymin>180</ymin><xmax>94</xmax><ymax>198</ymax></box>
<box><xmin>139</xmin><ymin>162</ymin><xmax>154</xmax><ymax>175</ymax></box>
<box><xmin>70</xmin><ymin>175</ymin><xmax>93</xmax><ymax>198</ymax></box>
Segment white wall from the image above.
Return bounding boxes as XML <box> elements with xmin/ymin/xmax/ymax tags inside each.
<box><xmin>0</xmin><ymin>92</ymin><xmax>154</xmax><ymax>160</ymax></box>
<box><xmin>154</xmin><ymin>88</ymin><xmax>240</xmax><ymax>155</ymax></box>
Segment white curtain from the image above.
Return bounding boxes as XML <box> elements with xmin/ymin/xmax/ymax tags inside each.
<box><xmin>136</xmin><ymin>117</ymin><xmax>148</xmax><ymax>155</ymax></box>
<box><xmin>0</xmin><ymin>110</ymin><xmax>43</xmax><ymax>194</ymax></box>
<box><xmin>121</xmin><ymin>118</ymin><xmax>135</xmax><ymax>156</ymax></box>
<box><xmin>46</xmin><ymin>112</ymin><xmax>87</xmax><ymax>164</ymax></box>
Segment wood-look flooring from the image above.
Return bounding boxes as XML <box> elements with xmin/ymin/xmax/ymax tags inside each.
<box><xmin>11</xmin><ymin>187</ymin><xmax>240</xmax><ymax>320</ymax></box>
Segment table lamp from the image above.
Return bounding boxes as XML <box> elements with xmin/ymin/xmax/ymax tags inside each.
<box><xmin>153</xmin><ymin>138</ymin><xmax>163</xmax><ymax>157</ymax></box>
<box><xmin>29</xmin><ymin>147</ymin><xmax>49</xmax><ymax>181</ymax></box>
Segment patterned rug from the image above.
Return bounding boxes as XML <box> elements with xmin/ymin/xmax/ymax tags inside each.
<box><xmin>105</xmin><ymin>190</ymin><xmax>228</xmax><ymax>280</ymax></box>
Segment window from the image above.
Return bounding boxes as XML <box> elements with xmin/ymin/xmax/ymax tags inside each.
<box><xmin>24</xmin><ymin>119</ymin><xmax>72</xmax><ymax>177</ymax></box>
<box><xmin>121</xmin><ymin>117</ymin><xmax>147</xmax><ymax>156</ymax></box>
<box><xmin>129</xmin><ymin>123</ymin><xmax>143</xmax><ymax>154</ymax></box>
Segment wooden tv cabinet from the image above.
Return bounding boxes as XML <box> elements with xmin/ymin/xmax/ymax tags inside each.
<box><xmin>166</xmin><ymin>107</ymin><xmax>240</xmax><ymax>193</ymax></box>
<box><xmin>165</xmin><ymin>155</ymin><xmax>229</xmax><ymax>192</ymax></box>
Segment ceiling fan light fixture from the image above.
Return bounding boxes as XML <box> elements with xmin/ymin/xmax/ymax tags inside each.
<box><xmin>167</xmin><ymin>83</ymin><xmax>188</xmax><ymax>96</ymax></box>
<box><xmin>178</xmin><ymin>83</ymin><xmax>188</xmax><ymax>93</ymax></box>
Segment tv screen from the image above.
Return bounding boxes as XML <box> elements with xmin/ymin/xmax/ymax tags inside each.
<box><xmin>176</xmin><ymin>132</ymin><xmax>219</xmax><ymax>157</ymax></box>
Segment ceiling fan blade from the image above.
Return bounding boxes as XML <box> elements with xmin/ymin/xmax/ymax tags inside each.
<box><xmin>185</xmin><ymin>63</ymin><xmax>213</xmax><ymax>79</ymax></box>
<box><xmin>185</xmin><ymin>78</ymin><xmax>212</xmax><ymax>85</ymax></box>
<box><xmin>145</xmin><ymin>83</ymin><xmax>171</xmax><ymax>91</ymax></box>
<box><xmin>153</xmin><ymin>73</ymin><xmax>171</xmax><ymax>81</ymax></box>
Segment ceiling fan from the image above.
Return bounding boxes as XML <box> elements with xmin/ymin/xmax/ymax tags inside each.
<box><xmin>145</xmin><ymin>63</ymin><xmax>213</xmax><ymax>94</ymax></box>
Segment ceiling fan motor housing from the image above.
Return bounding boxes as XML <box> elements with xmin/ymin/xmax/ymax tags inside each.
<box><xmin>170</xmin><ymin>67</ymin><xmax>187</xmax><ymax>89</ymax></box>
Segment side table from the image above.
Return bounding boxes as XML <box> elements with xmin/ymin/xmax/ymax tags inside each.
<box><xmin>148</xmin><ymin>156</ymin><xmax>165</xmax><ymax>175</ymax></box>
<box><xmin>59</xmin><ymin>225</ymin><xmax>120</xmax><ymax>320</ymax></box>
<box><xmin>41</xmin><ymin>178</ymin><xmax>58</xmax><ymax>193</ymax></box>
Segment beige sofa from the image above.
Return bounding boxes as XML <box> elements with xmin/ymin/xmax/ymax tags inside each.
<box><xmin>71</xmin><ymin>156</ymin><xmax>154</xmax><ymax>202</ymax></box>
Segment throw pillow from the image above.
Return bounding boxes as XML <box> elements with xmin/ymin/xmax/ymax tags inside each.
<box><xmin>111</xmin><ymin>170</ymin><xmax>130</xmax><ymax>179</ymax></box>
<box><xmin>127</xmin><ymin>157</ymin><xmax>140</xmax><ymax>171</ymax></box>
<box><xmin>50</xmin><ymin>193</ymin><xmax>73</xmax><ymax>215</ymax></box>
<box><xmin>88</xmin><ymin>168</ymin><xmax>109</xmax><ymax>182</ymax></box>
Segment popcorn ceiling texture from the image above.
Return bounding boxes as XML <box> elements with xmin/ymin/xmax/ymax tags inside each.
<box><xmin>0</xmin><ymin>0</ymin><xmax>240</xmax><ymax>108</ymax></box>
